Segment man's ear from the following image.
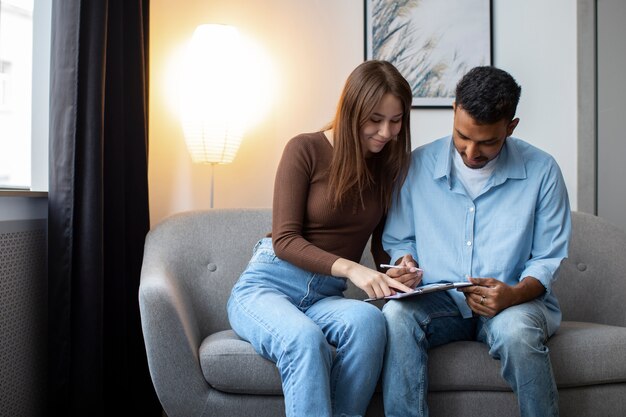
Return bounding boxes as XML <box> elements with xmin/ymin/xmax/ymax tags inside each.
<box><xmin>507</xmin><ymin>118</ymin><xmax>520</xmax><ymax>137</ymax></box>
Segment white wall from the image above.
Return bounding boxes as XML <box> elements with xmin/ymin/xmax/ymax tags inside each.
<box><xmin>402</xmin><ymin>0</ymin><xmax>578</xmax><ymax>205</ymax></box>
<box><xmin>149</xmin><ymin>0</ymin><xmax>577</xmax><ymax>226</ymax></box>
<box><xmin>492</xmin><ymin>0</ymin><xmax>578</xmax><ymax>208</ymax></box>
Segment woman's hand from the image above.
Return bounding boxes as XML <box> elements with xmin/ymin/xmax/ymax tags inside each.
<box><xmin>331</xmin><ymin>258</ymin><xmax>413</xmax><ymax>300</ymax></box>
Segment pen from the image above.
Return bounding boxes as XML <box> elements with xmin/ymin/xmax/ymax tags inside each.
<box><xmin>380</xmin><ymin>263</ymin><xmax>423</xmax><ymax>271</ymax></box>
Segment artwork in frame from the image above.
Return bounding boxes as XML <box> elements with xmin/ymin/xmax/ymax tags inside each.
<box><xmin>365</xmin><ymin>0</ymin><xmax>492</xmax><ymax>108</ymax></box>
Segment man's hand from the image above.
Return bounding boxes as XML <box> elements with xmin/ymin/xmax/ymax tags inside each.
<box><xmin>384</xmin><ymin>254</ymin><xmax>423</xmax><ymax>289</ymax></box>
<box><xmin>458</xmin><ymin>276</ymin><xmax>546</xmax><ymax>317</ymax></box>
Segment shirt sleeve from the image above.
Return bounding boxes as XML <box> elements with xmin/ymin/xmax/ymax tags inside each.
<box><xmin>382</xmin><ymin>162</ymin><xmax>418</xmax><ymax>265</ymax></box>
<box><xmin>371</xmin><ymin>215</ymin><xmax>391</xmax><ymax>271</ymax></box>
<box><xmin>271</xmin><ymin>137</ymin><xmax>340</xmax><ymax>275</ymax></box>
<box><xmin>520</xmin><ymin>159</ymin><xmax>572</xmax><ymax>296</ymax></box>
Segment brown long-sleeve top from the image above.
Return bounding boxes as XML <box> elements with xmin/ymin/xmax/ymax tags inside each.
<box><xmin>270</xmin><ymin>131</ymin><xmax>389</xmax><ymax>276</ymax></box>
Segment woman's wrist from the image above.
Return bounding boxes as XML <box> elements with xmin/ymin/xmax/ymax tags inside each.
<box><xmin>330</xmin><ymin>257</ymin><xmax>358</xmax><ymax>278</ymax></box>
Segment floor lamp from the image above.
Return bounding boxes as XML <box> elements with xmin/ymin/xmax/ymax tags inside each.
<box><xmin>179</xmin><ymin>24</ymin><xmax>246</xmax><ymax>208</ymax></box>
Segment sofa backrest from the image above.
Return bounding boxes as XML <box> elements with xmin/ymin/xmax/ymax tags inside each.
<box><xmin>142</xmin><ymin>209</ymin><xmax>626</xmax><ymax>339</ymax></box>
<box><xmin>554</xmin><ymin>211</ymin><xmax>626</xmax><ymax>328</ymax></box>
<box><xmin>142</xmin><ymin>209</ymin><xmax>273</xmax><ymax>337</ymax></box>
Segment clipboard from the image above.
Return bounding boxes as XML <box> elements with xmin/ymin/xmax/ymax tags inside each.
<box><xmin>364</xmin><ymin>282</ymin><xmax>474</xmax><ymax>302</ymax></box>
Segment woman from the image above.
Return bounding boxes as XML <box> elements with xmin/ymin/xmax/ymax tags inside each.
<box><xmin>227</xmin><ymin>60</ymin><xmax>420</xmax><ymax>417</ymax></box>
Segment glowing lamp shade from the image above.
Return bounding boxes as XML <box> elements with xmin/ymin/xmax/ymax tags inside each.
<box><xmin>179</xmin><ymin>24</ymin><xmax>247</xmax><ymax>165</ymax></box>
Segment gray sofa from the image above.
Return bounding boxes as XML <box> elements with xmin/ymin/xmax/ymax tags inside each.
<box><xmin>139</xmin><ymin>209</ymin><xmax>626</xmax><ymax>417</ymax></box>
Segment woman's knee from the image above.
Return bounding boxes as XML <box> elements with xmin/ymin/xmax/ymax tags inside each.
<box><xmin>341</xmin><ymin>303</ymin><xmax>387</xmax><ymax>341</ymax></box>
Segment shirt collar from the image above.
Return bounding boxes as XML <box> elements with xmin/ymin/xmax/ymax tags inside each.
<box><xmin>433</xmin><ymin>137</ymin><xmax>454</xmax><ymax>181</ymax></box>
<box><xmin>433</xmin><ymin>136</ymin><xmax>527</xmax><ymax>184</ymax></box>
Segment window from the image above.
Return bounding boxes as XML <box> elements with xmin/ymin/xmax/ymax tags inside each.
<box><xmin>0</xmin><ymin>0</ymin><xmax>49</xmax><ymax>191</ymax></box>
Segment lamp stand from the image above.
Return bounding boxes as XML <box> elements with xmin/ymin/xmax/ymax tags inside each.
<box><xmin>210</xmin><ymin>163</ymin><xmax>216</xmax><ymax>209</ymax></box>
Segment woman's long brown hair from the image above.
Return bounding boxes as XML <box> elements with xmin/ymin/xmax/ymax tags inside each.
<box><xmin>327</xmin><ymin>60</ymin><xmax>412</xmax><ymax>213</ymax></box>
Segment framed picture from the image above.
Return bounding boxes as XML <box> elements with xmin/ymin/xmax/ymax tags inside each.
<box><xmin>365</xmin><ymin>0</ymin><xmax>492</xmax><ymax>108</ymax></box>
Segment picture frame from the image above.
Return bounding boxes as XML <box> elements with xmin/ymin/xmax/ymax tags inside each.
<box><xmin>365</xmin><ymin>0</ymin><xmax>492</xmax><ymax>108</ymax></box>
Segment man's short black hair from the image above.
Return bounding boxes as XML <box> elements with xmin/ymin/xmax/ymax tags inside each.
<box><xmin>455</xmin><ymin>66</ymin><xmax>521</xmax><ymax>124</ymax></box>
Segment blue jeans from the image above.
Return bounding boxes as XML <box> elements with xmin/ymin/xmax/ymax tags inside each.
<box><xmin>382</xmin><ymin>291</ymin><xmax>559</xmax><ymax>417</ymax></box>
<box><xmin>227</xmin><ymin>238</ymin><xmax>386</xmax><ymax>417</ymax></box>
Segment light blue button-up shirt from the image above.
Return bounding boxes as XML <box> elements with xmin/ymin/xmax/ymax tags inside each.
<box><xmin>383</xmin><ymin>136</ymin><xmax>571</xmax><ymax>323</ymax></box>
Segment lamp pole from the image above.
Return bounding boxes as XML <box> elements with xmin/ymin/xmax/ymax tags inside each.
<box><xmin>210</xmin><ymin>162</ymin><xmax>216</xmax><ymax>209</ymax></box>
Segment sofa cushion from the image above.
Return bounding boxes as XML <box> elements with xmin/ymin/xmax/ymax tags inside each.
<box><xmin>200</xmin><ymin>330</ymin><xmax>282</xmax><ymax>395</ymax></box>
<box><xmin>200</xmin><ymin>321</ymin><xmax>626</xmax><ymax>395</ymax></box>
<box><xmin>428</xmin><ymin>321</ymin><xmax>626</xmax><ymax>391</ymax></box>
<box><xmin>549</xmin><ymin>321</ymin><xmax>626</xmax><ymax>387</ymax></box>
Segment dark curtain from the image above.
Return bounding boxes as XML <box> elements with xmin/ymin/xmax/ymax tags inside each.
<box><xmin>48</xmin><ymin>0</ymin><xmax>160</xmax><ymax>415</ymax></box>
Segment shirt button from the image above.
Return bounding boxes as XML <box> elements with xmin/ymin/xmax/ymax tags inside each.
<box><xmin>469</xmin><ymin>207</ymin><xmax>475</xmax><ymax>212</ymax></box>
<box><xmin>466</xmin><ymin>241</ymin><xmax>472</xmax><ymax>246</ymax></box>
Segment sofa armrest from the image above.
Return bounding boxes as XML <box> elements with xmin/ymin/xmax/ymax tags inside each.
<box><xmin>139</xmin><ymin>261</ymin><xmax>212</xmax><ymax>417</ymax></box>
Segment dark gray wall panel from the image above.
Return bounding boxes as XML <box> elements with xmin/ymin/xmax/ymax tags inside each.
<box><xmin>0</xmin><ymin>219</ymin><xmax>46</xmax><ymax>417</ymax></box>
<box><xmin>597</xmin><ymin>0</ymin><xmax>626</xmax><ymax>231</ymax></box>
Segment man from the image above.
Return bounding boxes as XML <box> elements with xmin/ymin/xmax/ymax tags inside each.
<box><xmin>381</xmin><ymin>66</ymin><xmax>571</xmax><ymax>417</ymax></box>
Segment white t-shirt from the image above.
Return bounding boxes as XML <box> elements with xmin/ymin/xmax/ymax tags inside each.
<box><xmin>452</xmin><ymin>149</ymin><xmax>499</xmax><ymax>200</ymax></box>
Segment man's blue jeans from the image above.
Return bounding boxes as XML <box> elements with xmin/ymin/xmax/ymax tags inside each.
<box><xmin>382</xmin><ymin>291</ymin><xmax>559</xmax><ymax>417</ymax></box>
<box><xmin>227</xmin><ymin>238</ymin><xmax>386</xmax><ymax>417</ymax></box>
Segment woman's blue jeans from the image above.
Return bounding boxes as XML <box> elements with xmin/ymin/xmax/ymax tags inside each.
<box><xmin>227</xmin><ymin>238</ymin><xmax>386</xmax><ymax>417</ymax></box>
<box><xmin>381</xmin><ymin>291</ymin><xmax>559</xmax><ymax>417</ymax></box>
